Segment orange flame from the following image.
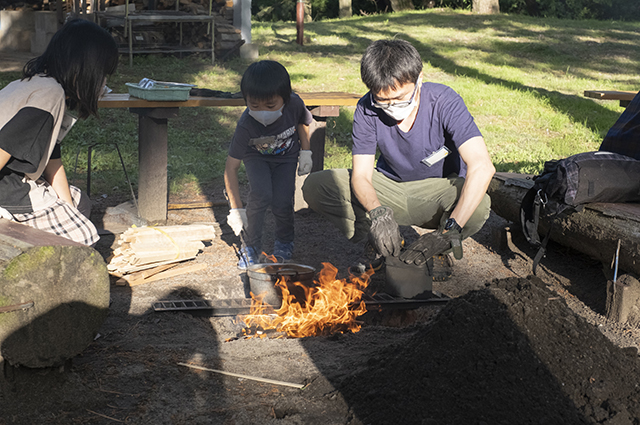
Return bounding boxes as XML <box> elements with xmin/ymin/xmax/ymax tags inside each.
<box><xmin>242</xmin><ymin>262</ymin><xmax>372</xmax><ymax>338</ymax></box>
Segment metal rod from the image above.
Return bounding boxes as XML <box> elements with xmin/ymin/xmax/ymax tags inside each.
<box><xmin>114</xmin><ymin>143</ymin><xmax>139</xmax><ymax>214</ymax></box>
<box><xmin>296</xmin><ymin>0</ymin><xmax>304</xmax><ymax>45</ymax></box>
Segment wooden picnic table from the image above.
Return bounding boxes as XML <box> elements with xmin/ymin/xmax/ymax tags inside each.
<box><xmin>97</xmin><ymin>92</ymin><xmax>362</xmax><ymax>222</ymax></box>
<box><xmin>583</xmin><ymin>90</ymin><xmax>637</xmax><ymax>108</ymax></box>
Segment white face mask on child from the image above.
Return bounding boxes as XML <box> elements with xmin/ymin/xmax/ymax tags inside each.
<box><xmin>249</xmin><ymin>107</ymin><xmax>283</xmax><ymax>127</ymax></box>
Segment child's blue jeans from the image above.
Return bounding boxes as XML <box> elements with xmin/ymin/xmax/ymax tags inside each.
<box><xmin>244</xmin><ymin>157</ymin><xmax>297</xmax><ymax>251</ymax></box>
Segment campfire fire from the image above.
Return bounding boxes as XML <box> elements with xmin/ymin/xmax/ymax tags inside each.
<box><xmin>241</xmin><ymin>263</ymin><xmax>372</xmax><ymax>338</ymax></box>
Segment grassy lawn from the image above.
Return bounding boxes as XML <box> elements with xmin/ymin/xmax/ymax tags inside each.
<box><xmin>2</xmin><ymin>9</ymin><xmax>638</xmax><ymax>200</ymax></box>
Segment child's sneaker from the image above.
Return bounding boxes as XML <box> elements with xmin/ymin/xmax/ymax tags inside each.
<box><xmin>273</xmin><ymin>240</ymin><xmax>294</xmax><ymax>262</ymax></box>
<box><xmin>237</xmin><ymin>246</ymin><xmax>258</xmax><ymax>270</ymax></box>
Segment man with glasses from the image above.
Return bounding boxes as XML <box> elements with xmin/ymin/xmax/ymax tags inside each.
<box><xmin>302</xmin><ymin>39</ymin><xmax>495</xmax><ymax>278</ymax></box>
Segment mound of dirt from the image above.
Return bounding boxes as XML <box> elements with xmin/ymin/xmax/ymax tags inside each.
<box><xmin>338</xmin><ymin>276</ymin><xmax>640</xmax><ymax>425</ymax></box>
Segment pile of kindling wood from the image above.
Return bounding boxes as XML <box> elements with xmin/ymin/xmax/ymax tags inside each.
<box><xmin>107</xmin><ymin>224</ymin><xmax>217</xmax><ymax>281</ymax></box>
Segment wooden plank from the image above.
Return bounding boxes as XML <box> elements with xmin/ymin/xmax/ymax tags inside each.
<box><xmin>126</xmin><ymin>14</ymin><xmax>215</xmax><ymax>22</ymax></box>
<box><xmin>0</xmin><ymin>219</ymin><xmax>83</xmax><ymax>249</ymax></box>
<box><xmin>168</xmin><ymin>200</ymin><xmax>228</xmax><ymax>210</ymax></box>
<box><xmin>98</xmin><ymin>92</ymin><xmax>361</xmax><ymax>109</ymax></box>
<box><xmin>583</xmin><ymin>90</ymin><xmax>636</xmax><ymax>101</ymax></box>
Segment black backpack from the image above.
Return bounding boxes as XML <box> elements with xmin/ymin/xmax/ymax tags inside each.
<box><xmin>520</xmin><ymin>151</ymin><xmax>640</xmax><ymax>274</ymax></box>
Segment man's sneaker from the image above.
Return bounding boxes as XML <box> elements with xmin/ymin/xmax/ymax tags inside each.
<box><xmin>237</xmin><ymin>246</ymin><xmax>258</xmax><ymax>271</ymax></box>
<box><xmin>349</xmin><ymin>241</ymin><xmax>385</xmax><ymax>275</ymax></box>
<box><xmin>273</xmin><ymin>240</ymin><xmax>294</xmax><ymax>262</ymax></box>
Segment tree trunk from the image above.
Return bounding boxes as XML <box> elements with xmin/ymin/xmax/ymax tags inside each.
<box><xmin>389</xmin><ymin>0</ymin><xmax>413</xmax><ymax>12</ymax></box>
<box><xmin>488</xmin><ymin>173</ymin><xmax>640</xmax><ymax>276</ymax></box>
<box><xmin>0</xmin><ymin>220</ymin><xmax>110</xmax><ymax>368</ymax></box>
<box><xmin>339</xmin><ymin>0</ymin><xmax>352</xmax><ymax>18</ymax></box>
<box><xmin>472</xmin><ymin>0</ymin><xmax>499</xmax><ymax>14</ymax></box>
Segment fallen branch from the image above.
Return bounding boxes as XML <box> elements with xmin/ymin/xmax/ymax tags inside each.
<box><xmin>177</xmin><ymin>362</ymin><xmax>306</xmax><ymax>389</ymax></box>
<box><xmin>86</xmin><ymin>409</ymin><xmax>124</xmax><ymax>423</ymax></box>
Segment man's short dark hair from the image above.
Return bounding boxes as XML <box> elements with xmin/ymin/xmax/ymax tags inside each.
<box><xmin>23</xmin><ymin>19</ymin><xmax>118</xmax><ymax>119</ymax></box>
<box><xmin>360</xmin><ymin>39</ymin><xmax>423</xmax><ymax>94</ymax></box>
<box><xmin>241</xmin><ymin>60</ymin><xmax>292</xmax><ymax>104</ymax></box>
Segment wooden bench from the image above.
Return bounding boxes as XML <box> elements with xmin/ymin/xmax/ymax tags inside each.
<box><xmin>583</xmin><ymin>90</ymin><xmax>637</xmax><ymax>108</ymax></box>
<box><xmin>97</xmin><ymin>92</ymin><xmax>362</xmax><ymax>222</ymax></box>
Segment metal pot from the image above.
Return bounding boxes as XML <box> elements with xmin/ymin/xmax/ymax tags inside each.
<box><xmin>246</xmin><ymin>263</ymin><xmax>316</xmax><ymax>308</ymax></box>
<box><xmin>384</xmin><ymin>255</ymin><xmax>433</xmax><ymax>299</ymax></box>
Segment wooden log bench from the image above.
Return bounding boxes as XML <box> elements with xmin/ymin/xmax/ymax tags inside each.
<box><xmin>0</xmin><ymin>219</ymin><xmax>110</xmax><ymax>368</ymax></box>
<box><xmin>98</xmin><ymin>92</ymin><xmax>362</xmax><ymax>222</ymax></box>
<box><xmin>487</xmin><ymin>172</ymin><xmax>640</xmax><ymax>277</ymax></box>
<box><xmin>583</xmin><ymin>90</ymin><xmax>637</xmax><ymax>108</ymax></box>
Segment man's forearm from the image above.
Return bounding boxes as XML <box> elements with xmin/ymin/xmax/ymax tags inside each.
<box><xmin>352</xmin><ymin>176</ymin><xmax>381</xmax><ymax>212</ymax></box>
<box><xmin>449</xmin><ymin>161</ymin><xmax>494</xmax><ymax>228</ymax></box>
<box><xmin>351</xmin><ymin>154</ymin><xmax>381</xmax><ymax>212</ymax></box>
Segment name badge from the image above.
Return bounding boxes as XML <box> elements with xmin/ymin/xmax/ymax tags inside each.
<box><xmin>421</xmin><ymin>146</ymin><xmax>450</xmax><ymax>167</ymax></box>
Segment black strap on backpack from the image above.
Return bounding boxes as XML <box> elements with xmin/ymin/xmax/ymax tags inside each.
<box><xmin>520</xmin><ymin>185</ymin><xmax>557</xmax><ymax>275</ymax></box>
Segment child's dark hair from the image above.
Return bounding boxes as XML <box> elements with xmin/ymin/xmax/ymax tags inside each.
<box><xmin>360</xmin><ymin>39</ymin><xmax>423</xmax><ymax>95</ymax></box>
<box><xmin>23</xmin><ymin>19</ymin><xmax>119</xmax><ymax>119</ymax></box>
<box><xmin>240</xmin><ymin>60</ymin><xmax>292</xmax><ymax>104</ymax></box>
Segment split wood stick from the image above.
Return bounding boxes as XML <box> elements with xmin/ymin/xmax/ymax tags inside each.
<box><xmin>108</xmin><ymin>256</ymin><xmax>196</xmax><ymax>274</ymax></box>
<box><xmin>131</xmin><ymin>263</ymin><xmax>178</xmax><ymax>280</ymax></box>
<box><xmin>121</xmin><ymin>224</ymin><xmax>216</xmax><ymax>236</ymax></box>
<box><xmin>177</xmin><ymin>363</ymin><xmax>306</xmax><ymax>389</ymax></box>
<box><xmin>128</xmin><ymin>240</ymin><xmax>204</xmax><ymax>253</ymax></box>
<box><xmin>127</xmin><ymin>249</ymin><xmax>201</xmax><ymax>266</ymax></box>
<box><xmin>115</xmin><ymin>264</ymin><xmax>178</xmax><ymax>286</ymax></box>
<box><xmin>128</xmin><ymin>263</ymin><xmax>207</xmax><ymax>287</ymax></box>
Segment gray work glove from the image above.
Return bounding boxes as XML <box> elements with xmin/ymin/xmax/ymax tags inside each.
<box><xmin>367</xmin><ymin>206</ymin><xmax>403</xmax><ymax>257</ymax></box>
<box><xmin>298</xmin><ymin>150</ymin><xmax>313</xmax><ymax>176</ymax></box>
<box><xmin>399</xmin><ymin>227</ymin><xmax>463</xmax><ymax>266</ymax></box>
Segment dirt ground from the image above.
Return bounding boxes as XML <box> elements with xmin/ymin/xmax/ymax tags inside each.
<box><xmin>2</xmin><ymin>182</ymin><xmax>640</xmax><ymax>425</ymax></box>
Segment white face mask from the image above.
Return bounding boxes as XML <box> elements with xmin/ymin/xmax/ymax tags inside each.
<box><xmin>249</xmin><ymin>106</ymin><xmax>283</xmax><ymax>127</ymax></box>
<box><xmin>382</xmin><ymin>98</ymin><xmax>418</xmax><ymax>121</ymax></box>
<box><xmin>374</xmin><ymin>77</ymin><xmax>421</xmax><ymax>122</ymax></box>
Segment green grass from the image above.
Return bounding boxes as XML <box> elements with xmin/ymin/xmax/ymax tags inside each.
<box><xmin>3</xmin><ymin>9</ymin><xmax>639</xmax><ymax>198</ymax></box>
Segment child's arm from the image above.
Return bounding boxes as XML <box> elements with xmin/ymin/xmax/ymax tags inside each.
<box><xmin>224</xmin><ymin>155</ymin><xmax>248</xmax><ymax>236</ymax></box>
<box><xmin>43</xmin><ymin>158</ymin><xmax>74</xmax><ymax>205</ymax></box>
<box><xmin>298</xmin><ymin>123</ymin><xmax>311</xmax><ymax>150</ymax></box>
<box><xmin>224</xmin><ymin>155</ymin><xmax>243</xmax><ymax>209</ymax></box>
<box><xmin>297</xmin><ymin>123</ymin><xmax>313</xmax><ymax>175</ymax></box>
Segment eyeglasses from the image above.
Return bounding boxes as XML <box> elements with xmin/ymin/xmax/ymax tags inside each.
<box><xmin>371</xmin><ymin>79</ymin><xmax>420</xmax><ymax>110</ymax></box>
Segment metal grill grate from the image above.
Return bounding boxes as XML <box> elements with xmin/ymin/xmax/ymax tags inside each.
<box><xmin>153</xmin><ymin>292</ymin><xmax>449</xmax><ymax>316</ymax></box>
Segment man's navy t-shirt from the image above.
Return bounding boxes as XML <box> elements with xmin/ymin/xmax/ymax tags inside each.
<box><xmin>351</xmin><ymin>82</ymin><xmax>482</xmax><ymax>181</ymax></box>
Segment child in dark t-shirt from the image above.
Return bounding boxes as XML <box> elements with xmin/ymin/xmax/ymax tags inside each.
<box><xmin>224</xmin><ymin>60</ymin><xmax>313</xmax><ymax>270</ymax></box>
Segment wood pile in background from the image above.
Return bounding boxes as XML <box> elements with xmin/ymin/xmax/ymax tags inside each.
<box><xmin>107</xmin><ymin>224</ymin><xmax>216</xmax><ymax>284</ymax></box>
<box><xmin>103</xmin><ymin>0</ymin><xmax>241</xmax><ymax>56</ymax></box>
<box><xmin>105</xmin><ymin>0</ymin><xmax>233</xmax><ymax>23</ymax></box>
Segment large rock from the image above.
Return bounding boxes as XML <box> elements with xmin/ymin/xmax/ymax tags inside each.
<box><xmin>0</xmin><ymin>219</ymin><xmax>109</xmax><ymax>368</ymax></box>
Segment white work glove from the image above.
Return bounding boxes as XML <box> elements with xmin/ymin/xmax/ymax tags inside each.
<box><xmin>227</xmin><ymin>208</ymin><xmax>248</xmax><ymax>236</ymax></box>
<box><xmin>298</xmin><ymin>150</ymin><xmax>313</xmax><ymax>176</ymax></box>
<box><xmin>0</xmin><ymin>206</ymin><xmax>13</xmax><ymax>220</ymax></box>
